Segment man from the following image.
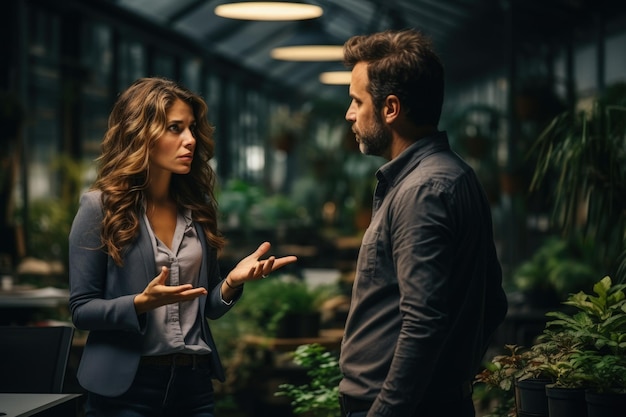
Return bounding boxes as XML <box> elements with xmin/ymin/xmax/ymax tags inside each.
<box><xmin>338</xmin><ymin>29</ymin><xmax>508</xmax><ymax>417</ymax></box>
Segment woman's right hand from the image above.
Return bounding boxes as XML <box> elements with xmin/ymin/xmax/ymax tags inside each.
<box><xmin>133</xmin><ymin>266</ymin><xmax>208</xmax><ymax>314</ymax></box>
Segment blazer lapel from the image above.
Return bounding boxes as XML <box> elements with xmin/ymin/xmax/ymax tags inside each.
<box><xmin>137</xmin><ymin>217</ymin><xmax>156</xmax><ymax>285</ymax></box>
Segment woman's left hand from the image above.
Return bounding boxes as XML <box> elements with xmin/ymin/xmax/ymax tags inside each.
<box><xmin>225</xmin><ymin>241</ymin><xmax>297</xmax><ymax>287</ymax></box>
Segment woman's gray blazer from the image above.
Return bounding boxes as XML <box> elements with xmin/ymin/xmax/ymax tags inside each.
<box><xmin>69</xmin><ymin>190</ymin><xmax>232</xmax><ymax>397</ymax></box>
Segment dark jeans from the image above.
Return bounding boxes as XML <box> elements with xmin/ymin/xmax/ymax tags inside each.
<box><xmin>85</xmin><ymin>362</ymin><xmax>215</xmax><ymax>417</ymax></box>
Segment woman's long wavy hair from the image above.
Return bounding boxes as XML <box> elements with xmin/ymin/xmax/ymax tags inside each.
<box><xmin>93</xmin><ymin>77</ymin><xmax>225</xmax><ymax>266</ymax></box>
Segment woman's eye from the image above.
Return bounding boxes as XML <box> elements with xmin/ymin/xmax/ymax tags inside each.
<box><xmin>169</xmin><ymin>124</ymin><xmax>181</xmax><ymax>132</ymax></box>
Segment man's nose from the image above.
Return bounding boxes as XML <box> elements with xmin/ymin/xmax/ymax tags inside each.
<box><xmin>345</xmin><ymin>104</ymin><xmax>356</xmax><ymax>122</ymax></box>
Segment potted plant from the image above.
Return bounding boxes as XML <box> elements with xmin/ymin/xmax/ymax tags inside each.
<box><xmin>475</xmin><ymin>344</ymin><xmax>525</xmax><ymax>415</ymax></box>
<box><xmin>514</xmin><ymin>330</ymin><xmax>586</xmax><ymax>417</ymax></box>
<box><xmin>476</xmin><ymin>335</ymin><xmax>587</xmax><ymax>416</ymax></box>
<box><xmin>544</xmin><ymin>276</ymin><xmax>626</xmax><ymax>357</ymax></box>
<box><xmin>578</xmin><ymin>352</ymin><xmax>626</xmax><ymax>417</ymax></box>
<box><xmin>533</xmin><ymin>328</ymin><xmax>586</xmax><ymax>417</ymax></box>
<box><xmin>516</xmin><ymin>330</ymin><xmax>587</xmax><ymax>417</ymax></box>
<box><xmin>479</xmin><ymin>276</ymin><xmax>626</xmax><ymax>416</ymax></box>
<box><xmin>475</xmin><ymin>343</ymin><xmax>555</xmax><ymax>417</ymax></box>
<box><xmin>540</xmin><ymin>332</ymin><xmax>586</xmax><ymax>417</ymax></box>
<box><xmin>541</xmin><ymin>276</ymin><xmax>626</xmax><ymax>417</ymax></box>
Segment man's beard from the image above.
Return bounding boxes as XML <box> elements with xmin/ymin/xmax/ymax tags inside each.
<box><xmin>357</xmin><ymin>115</ymin><xmax>392</xmax><ymax>157</ymax></box>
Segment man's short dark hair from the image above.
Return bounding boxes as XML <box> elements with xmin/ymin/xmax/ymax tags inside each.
<box><xmin>343</xmin><ymin>29</ymin><xmax>445</xmax><ymax>127</ymax></box>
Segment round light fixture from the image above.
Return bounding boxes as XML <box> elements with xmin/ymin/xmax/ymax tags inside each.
<box><xmin>319</xmin><ymin>71</ymin><xmax>351</xmax><ymax>85</ymax></box>
<box><xmin>215</xmin><ymin>2</ymin><xmax>323</xmax><ymax>21</ymax></box>
<box><xmin>271</xmin><ymin>45</ymin><xmax>343</xmax><ymax>61</ymax></box>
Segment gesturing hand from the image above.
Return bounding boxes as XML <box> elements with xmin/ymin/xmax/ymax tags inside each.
<box><xmin>225</xmin><ymin>241</ymin><xmax>298</xmax><ymax>288</ymax></box>
<box><xmin>134</xmin><ymin>266</ymin><xmax>208</xmax><ymax>314</ymax></box>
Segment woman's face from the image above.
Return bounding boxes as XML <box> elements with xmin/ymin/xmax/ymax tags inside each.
<box><xmin>149</xmin><ymin>98</ymin><xmax>196</xmax><ymax>175</ymax></box>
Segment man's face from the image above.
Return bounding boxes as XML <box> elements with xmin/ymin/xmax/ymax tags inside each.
<box><xmin>345</xmin><ymin>62</ymin><xmax>392</xmax><ymax>158</ymax></box>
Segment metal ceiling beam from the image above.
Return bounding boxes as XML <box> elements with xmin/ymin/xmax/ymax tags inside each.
<box><xmin>234</xmin><ymin>21</ymin><xmax>300</xmax><ymax>59</ymax></box>
<box><xmin>167</xmin><ymin>0</ymin><xmax>206</xmax><ymax>23</ymax></box>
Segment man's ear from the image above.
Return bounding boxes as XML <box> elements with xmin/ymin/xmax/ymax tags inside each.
<box><xmin>383</xmin><ymin>95</ymin><xmax>400</xmax><ymax>124</ymax></box>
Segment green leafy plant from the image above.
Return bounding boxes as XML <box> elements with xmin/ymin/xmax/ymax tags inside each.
<box><xmin>216</xmin><ymin>178</ymin><xmax>266</xmax><ymax>229</ymax></box>
<box><xmin>540</xmin><ymin>276</ymin><xmax>626</xmax><ymax>390</ymax></box>
<box><xmin>475</xmin><ymin>340</ymin><xmax>567</xmax><ymax>417</ymax></box>
<box><xmin>524</xmin><ymin>329</ymin><xmax>583</xmax><ymax>388</ymax></box>
<box><xmin>477</xmin><ymin>275</ymin><xmax>626</xmax><ymax>414</ymax></box>
<box><xmin>233</xmin><ymin>275</ymin><xmax>329</xmax><ymax>337</ymax></box>
<box><xmin>25</xmin><ymin>154</ymin><xmax>87</xmax><ymax>269</ymax></box>
<box><xmin>217</xmin><ymin>178</ymin><xmax>310</xmax><ymax>238</ymax></box>
<box><xmin>511</xmin><ymin>235</ymin><xmax>599</xmax><ymax>303</ymax></box>
<box><xmin>572</xmin><ymin>351</ymin><xmax>626</xmax><ymax>394</ymax></box>
<box><xmin>544</xmin><ymin>276</ymin><xmax>626</xmax><ymax>354</ymax></box>
<box><xmin>529</xmin><ymin>83</ymin><xmax>626</xmax><ymax>282</ymax></box>
<box><xmin>476</xmin><ymin>344</ymin><xmax>528</xmax><ymax>391</ymax></box>
<box><xmin>275</xmin><ymin>343</ymin><xmax>342</xmax><ymax>417</ymax></box>
<box><xmin>474</xmin><ymin>344</ymin><xmax>523</xmax><ymax>417</ymax></box>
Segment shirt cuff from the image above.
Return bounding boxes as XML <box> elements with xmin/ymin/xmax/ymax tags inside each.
<box><xmin>220</xmin><ymin>286</ymin><xmax>235</xmax><ymax>305</ymax></box>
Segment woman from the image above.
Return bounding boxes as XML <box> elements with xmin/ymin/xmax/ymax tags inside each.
<box><xmin>69</xmin><ymin>77</ymin><xmax>297</xmax><ymax>416</ymax></box>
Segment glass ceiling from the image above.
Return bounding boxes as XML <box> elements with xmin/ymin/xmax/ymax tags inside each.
<box><xmin>108</xmin><ymin>0</ymin><xmax>622</xmax><ymax>101</ymax></box>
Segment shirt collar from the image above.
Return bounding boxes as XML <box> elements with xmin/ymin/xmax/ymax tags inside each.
<box><xmin>376</xmin><ymin>130</ymin><xmax>450</xmax><ymax>187</ymax></box>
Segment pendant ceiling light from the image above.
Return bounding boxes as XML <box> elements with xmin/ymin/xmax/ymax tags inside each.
<box><xmin>270</xmin><ymin>21</ymin><xmax>344</xmax><ymax>61</ymax></box>
<box><xmin>272</xmin><ymin>45</ymin><xmax>343</xmax><ymax>61</ymax></box>
<box><xmin>319</xmin><ymin>70</ymin><xmax>351</xmax><ymax>85</ymax></box>
<box><xmin>214</xmin><ymin>2</ymin><xmax>323</xmax><ymax>21</ymax></box>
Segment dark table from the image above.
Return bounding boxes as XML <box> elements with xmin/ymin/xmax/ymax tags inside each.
<box><xmin>0</xmin><ymin>393</ymin><xmax>81</xmax><ymax>417</ymax></box>
<box><xmin>0</xmin><ymin>287</ymin><xmax>69</xmax><ymax>325</ymax></box>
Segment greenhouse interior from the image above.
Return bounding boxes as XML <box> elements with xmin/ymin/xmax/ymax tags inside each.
<box><xmin>1</xmin><ymin>0</ymin><xmax>625</xmax><ymax>416</ymax></box>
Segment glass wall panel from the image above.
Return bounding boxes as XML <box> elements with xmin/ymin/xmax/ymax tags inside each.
<box><xmin>80</xmin><ymin>21</ymin><xmax>113</xmax><ymax>182</ymax></box>
<box><xmin>26</xmin><ymin>6</ymin><xmax>61</xmax><ymax>201</ymax></box>
<box><xmin>182</xmin><ymin>57</ymin><xmax>202</xmax><ymax>93</ymax></box>
<box><xmin>152</xmin><ymin>51</ymin><xmax>175</xmax><ymax>79</ymax></box>
<box><xmin>575</xmin><ymin>43</ymin><xmax>597</xmax><ymax>96</ymax></box>
<box><xmin>605</xmin><ymin>32</ymin><xmax>626</xmax><ymax>84</ymax></box>
<box><xmin>117</xmin><ymin>39</ymin><xmax>145</xmax><ymax>90</ymax></box>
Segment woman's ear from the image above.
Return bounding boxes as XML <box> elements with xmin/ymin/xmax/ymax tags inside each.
<box><xmin>383</xmin><ymin>95</ymin><xmax>401</xmax><ymax>124</ymax></box>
